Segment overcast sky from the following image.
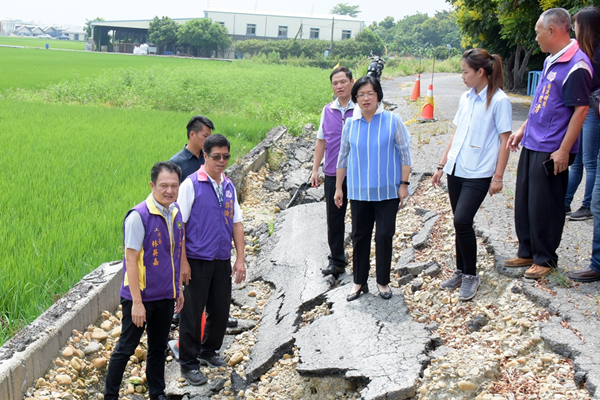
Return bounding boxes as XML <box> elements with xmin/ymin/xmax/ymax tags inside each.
<box><xmin>1</xmin><ymin>0</ymin><xmax>452</xmax><ymax>28</ymax></box>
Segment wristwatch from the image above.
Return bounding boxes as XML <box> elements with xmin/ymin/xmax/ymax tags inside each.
<box><xmin>400</xmin><ymin>181</ymin><xmax>410</xmax><ymax>185</ymax></box>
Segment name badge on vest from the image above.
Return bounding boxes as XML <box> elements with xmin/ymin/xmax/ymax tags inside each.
<box><xmin>226</xmin><ymin>190</ymin><xmax>233</xmax><ymax>198</ymax></box>
<box><xmin>547</xmin><ymin>71</ymin><xmax>556</xmax><ymax>82</ymax></box>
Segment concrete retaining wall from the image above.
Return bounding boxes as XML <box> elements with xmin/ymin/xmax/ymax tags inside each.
<box><xmin>0</xmin><ymin>262</ymin><xmax>122</xmax><ymax>400</ymax></box>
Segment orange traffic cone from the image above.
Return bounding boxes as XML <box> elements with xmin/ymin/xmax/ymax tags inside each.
<box><xmin>175</xmin><ymin>311</ymin><xmax>206</xmax><ymax>349</ymax></box>
<box><xmin>410</xmin><ymin>74</ymin><xmax>421</xmax><ymax>101</ymax></box>
<box><xmin>418</xmin><ymin>84</ymin><xmax>436</xmax><ymax>122</ymax></box>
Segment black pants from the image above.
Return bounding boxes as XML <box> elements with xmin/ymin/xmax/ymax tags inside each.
<box><xmin>324</xmin><ymin>175</ymin><xmax>348</xmax><ymax>267</ymax></box>
<box><xmin>515</xmin><ymin>148</ymin><xmax>574</xmax><ymax>268</ymax></box>
<box><xmin>179</xmin><ymin>258</ymin><xmax>231</xmax><ymax>371</ymax></box>
<box><xmin>447</xmin><ymin>174</ymin><xmax>491</xmax><ymax>276</ymax></box>
<box><xmin>104</xmin><ymin>297</ymin><xmax>174</xmax><ymax>400</ymax></box>
<box><xmin>351</xmin><ymin>198</ymin><xmax>400</xmax><ymax>286</ymax></box>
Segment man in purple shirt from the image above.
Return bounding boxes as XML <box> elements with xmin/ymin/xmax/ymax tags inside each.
<box><xmin>506</xmin><ymin>8</ymin><xmax>592</xmax><ymax>279</ymax></box>
<box><xmin>310</xmin><ymin>66</ymin><xmax>355</xmax><ymax>276</ymax></box>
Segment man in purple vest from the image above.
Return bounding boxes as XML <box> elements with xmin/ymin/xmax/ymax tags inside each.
<box><xmin>105</xmin><ymin>161</ymin><xmax>185</xmax><ymax>400</ymax></box>
<box><xmin>169</xmin><ymin>115</ymin><xmax>238</xmax><ymax>330</ymax></box>
<box><xmin>506</xmin><ymin>8</ymin><xmax>592</xmax><ymax>279</ymax></box>
<box><xmin>177</xmin><ymin>134</ymin><xmax>246</xmax><ymax>385</ymax></box>
<box><xmin>310</xmin><ymin>66</ymin><xmax>355</xmax><ymax>276</ymax></box>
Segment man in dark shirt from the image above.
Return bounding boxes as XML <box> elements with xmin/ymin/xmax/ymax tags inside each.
<box><xmin>170</xmin><ymin>115</ymin><xmax>214</xmax><ymax>183</ymax></box>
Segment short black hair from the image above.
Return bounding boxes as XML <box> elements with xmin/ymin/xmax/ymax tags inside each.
<box><xmin>186</xmin><ymin>115</ymin><xmax>215</xmax><ymax>139</ymax></box>
<box><xmin>151</xmin><ymin>161</ymin><xmax>182</xmax><ymax>184</ymax></box>
<box><xmin>204</xmin><ymin>134</ymin><xmax>230</xmax><ymax>155</ymax></box>
<box><xmin>351</xmin><ymin>76</ymin><xmax>384</xmax><ymax>104</ymax></box>
<box><xmin>330</xmin><ymin>66</ymin><xmax>353</xmax><ymax>82</ymax></box>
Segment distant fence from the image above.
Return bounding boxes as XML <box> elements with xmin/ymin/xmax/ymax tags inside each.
<box><xmin>527</xmin><ymin>71</ymin><xmax>542</xmax><ymax>97</ymax></box>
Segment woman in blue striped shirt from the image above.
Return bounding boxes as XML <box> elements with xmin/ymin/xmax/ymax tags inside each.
<box><xmin>334</xmin><ymin>76</ymin><xmax>412</xmax><ymax>302</ymax></box>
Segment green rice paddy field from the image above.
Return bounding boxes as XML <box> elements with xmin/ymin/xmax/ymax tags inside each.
<box><xmin>0</xmin><ymin>47</ymin><xmax>332</xmax><ymax>345</ymax></box>
<box><xmin>0</xmin><ymin>36</ymin><xmax>86</xmax><ymax>51</ymax></box>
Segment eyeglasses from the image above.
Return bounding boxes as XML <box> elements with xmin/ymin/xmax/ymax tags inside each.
<box><xmin>206</xmin><ymin>153</ymin><xmax>231</xmax><ymax>161</ymax></box>
<box><xmin>357</xmin><ymin>91</ymin><xmax>376</xmax><ymax>99</ymax></box>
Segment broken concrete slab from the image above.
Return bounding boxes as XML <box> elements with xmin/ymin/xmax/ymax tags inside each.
<box><xmin>395</xmin><ymin>248</ymin><xmax>416</xmax><ymax>268</ymax></box>
<box><xmin>423</xmin><ymin>262</ymin><xmax>442</xmax><ymax>277</ymax></box>
<box><xmin>422</xmin><ymin>210</ymin><xmax>438</xmax><ymax>222</ymax></box>
<box><xmin>521</xmin><ymin>279</ymin><xmax>600</xmax><ymax>398</ymax></box>
<box><xmin>301</xmin><ymin>186</ymin><xmax>324</xmax><ymax>204</ymax></box>
<box><xmin>244</xmin><ymin>202</ymin><xmax>435</xmax><ymax>399</ymax></box>
<box><xmin>244</xmin><ymin>203</ymin><xmax>333</xmax><ymax>382</ymax></box>
<box><xmin>226</xmin><ymin>125</ymin><xmax>287</xmax><ymax>202</ymax></box>
<box><xmin>395</xmin><ymin>261</ymin><xmax>437</xmax><ymax>277</ymax></box>
<box><xmin>283</xmin><ymin>169</ymin><xmax>309</xmax><ymax>192</ymax></box>
<box><xmin>295</xmin><ymin>279</ymin><xmax>431</xmax><ymax>400</ymax></box>
<box><xmin>413</xmin><ymin>215</ymin><xmax>440</xmax><ymax>250</ymax></box>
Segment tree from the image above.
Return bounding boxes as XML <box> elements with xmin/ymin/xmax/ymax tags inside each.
<box><xmin>355</xmin><ymin>28</ymin><xmax>385</xmax><ymax>55</ymax></box>
<box><xmin>206</xmin><ymin>22</ymin><xmax>232</xmax><ymax>57</ymax></box>
<box><xmin>178</xmin><ymin>18</ymin><xmax>231</xmax><ymax>57</ymax></box>
<box><xmin>331</xmin><ymin>3</ymin><xmax>361</xmax><ymax>18</ymax></box>
<box><xmin>449</xmin><ymin>0</ymin><xmax>539</xmax><ymax>91</ymax></box>
<box><xmin>370</xmin><ymin>16</ymin><xmax>396</xmax><ymax>44</ymax></box>
<box><xmin>84</xmin><ymin>17</ymin><xmax>104</xmax><ymax>37</ymax></box>
<box><xmin>149</xmin><ymin>16</ymin><xmax>180</xmax><ymax>54</ymax></box>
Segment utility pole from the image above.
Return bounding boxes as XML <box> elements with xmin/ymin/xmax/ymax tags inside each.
<box><xmin>330</xmin><ymin>17</ymin><xmax>334</xmax><ymax>51</ymax></box>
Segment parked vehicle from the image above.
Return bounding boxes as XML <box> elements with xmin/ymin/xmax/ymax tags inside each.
<box><xmin>57</xmin><ymin>35</ymin><xmax>70</xmax><ymax>40</ymax></box>
<box><xmin>366</xmin><ymin>53</ymin><xmax>386</xmax><ymax>81</ymax></box>
<box><xmin>37</xmin><ymin>34</ymin><xmax>52</xmax><ymax>39</ymax></box>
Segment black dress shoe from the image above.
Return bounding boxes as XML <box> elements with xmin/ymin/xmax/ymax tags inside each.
<box><xmin>228</xmin><ymin>316</ymin><xmax>238</xmax><ymax>327</ymax></box>
<box><xmin>378</xmin><ymin>285</ymin><xmax>393</xmax><ymax>300</ymax></box>
<box><xmin>346</xmin><ymin>283</ymin><xmax>368</xmax><ymax>302</ymax></box>
<box><xmin>321</xmin><ymin>264</ymin><xmax>346</xmax><ymax>276</ymax></box>
<box><xmin>567</xmin><ymin>267</ymin><xmax>600</xmax><ymax>282</ymax></box>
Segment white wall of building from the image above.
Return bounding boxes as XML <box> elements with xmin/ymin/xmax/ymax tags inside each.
<box><xmin>205</xmin><ymin>9</ymin><xmax>363</xmax><ymax>41</ymax></box>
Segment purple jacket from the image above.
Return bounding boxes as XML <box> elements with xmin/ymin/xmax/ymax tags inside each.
<box><xmin>121</xmin><ymin>195</ymin><xmax>184</xmax><ymax>302</ymax></box>
<box><xmin>185</xmin><ymin>166</ymin><xmax>235</xmax><ymax>260</ymax></box>
<box><xmin>321</xmin><ymin>102</ymin><xmax>355</xmax><ymax>176</ymax></box>
<box><xmin>522</xmin><ymin>42</ymin><xmax>592</xmax><ymax>153</ymax></box>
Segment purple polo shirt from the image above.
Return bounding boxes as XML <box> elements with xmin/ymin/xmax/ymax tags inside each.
<box><xmin>522</xmin><ymin>41</ymin><xmax>592</xmax><ymax>153</ymax></box>
<box><xmin>317</xmin><ymin>99</ymin><xmax>355</xmax><ymax>176</ymax></box>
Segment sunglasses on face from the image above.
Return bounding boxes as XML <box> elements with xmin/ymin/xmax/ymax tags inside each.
<box><xmin>206</xmin><ymin>153</ymin><xmax>231</xmax><ymax>161</ymax></box>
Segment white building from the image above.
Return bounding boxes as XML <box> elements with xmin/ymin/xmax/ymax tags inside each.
<box><xmin>90</xmin><ymin>8</ymin><xmax>364</xmax><ymax>53</ymax></box>
<box><xmin>204</xmin><ymin>8</ymin><xmax>364</xmax><ymax>41</ymax></box>
<box><xmin>0</xmin><ymin>19</ymin><xmax>16</xmax><ymax>36</ymax></box>
<box><xmin>63</xmin><ymin>28</ymin><xmax>88</xmax><ymax>41</ymax></box>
